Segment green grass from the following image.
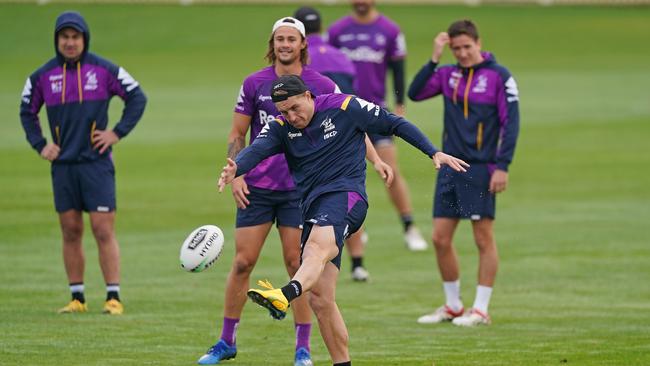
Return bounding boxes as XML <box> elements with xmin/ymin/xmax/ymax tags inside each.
<box><xmin>1</xmin><ymin>3</ymin><xmax>650</xmax><ymax>366</ymax></box>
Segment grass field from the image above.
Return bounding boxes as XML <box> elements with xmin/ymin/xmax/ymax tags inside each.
<box><xmin>1</xmin><ymin>3</ymin><xmax>649</xmax><ymax>366</ymax></box>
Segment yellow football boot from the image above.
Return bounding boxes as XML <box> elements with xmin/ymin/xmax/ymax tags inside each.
<box><xmin>102</xmin><ymin>299</ymin><xmax>124</xmax><ymax>315</ymax></box>
<box><xmin>58</xmin><ymin>299</ymin><xmax>88</xmax><ymax>314</ymax></box>
<box><xmin>247</xmin><ymin>279</ymin><xmax>289</xmax><ymax>320</ymax></box>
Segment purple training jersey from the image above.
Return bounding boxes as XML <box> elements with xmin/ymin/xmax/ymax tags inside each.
<box><xmin>306</xmin><ymin>34</ymin><xmax>356</xmax><ymax>77</ymax></box>
<box><xmin>234</xmin><ymin>66</ymin><xmax>339</xmax><ymax>191</ymax></box>
<box><xmin>327</xmin><ymin>14</ymin><xmax>406</xmax><ymax>107</ymax></box>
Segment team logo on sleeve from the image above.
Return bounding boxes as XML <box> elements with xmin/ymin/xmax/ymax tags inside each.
<box><xmin>21</xmin><ymin>78</ymin><xmax>32</xmax><ymax>103</ymax></box>
<box><xmin>257</xmin><ymin>122</ymin><xmax>270</xmax><ymax>138</ymax></box>
<box><xmin>505</xmin><ymin>77</ymin><xmax>519</xmax><ymax>102</ymax></box>
<box><xmin>355</xmin><ymin>98</ymin><xmax>380</xmax><ymax>116</ymax></box>
<box><xmin>117</xmin><ymin>67</ymin><xmax>139</xmax><ymax>92</ymax></box>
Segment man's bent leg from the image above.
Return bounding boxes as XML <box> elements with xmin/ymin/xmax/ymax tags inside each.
<box><xmin>309</xmin><ymin>262</ymin><xmax>349</xmax><ymax>364</ymax></box>
<box><xmin>292</xmin><ymin>225</ymin><xmax>339</xmax><ymax>291</ymax></box>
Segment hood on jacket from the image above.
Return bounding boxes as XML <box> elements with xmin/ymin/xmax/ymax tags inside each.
<box><xmin>54</xmin><ymin>11</ymin><xmax>90</xmax><ymax>62</ymax></box>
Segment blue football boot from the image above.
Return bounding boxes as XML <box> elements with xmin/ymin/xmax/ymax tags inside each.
<box><xmin>294</xmin><ymin>347</ymin><xmax>313</xmax><ymax>366</ymax></box>
<box><xmin>197</xmin><ymin>339</ymin><xmax>237</xmax><ymax>365</ymax></box>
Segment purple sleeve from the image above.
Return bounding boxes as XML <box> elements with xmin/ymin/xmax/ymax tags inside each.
<box><xmin>388</xmin><ymin>29</ymin><xmax>407</xmax><ymax>61</ymax></box>
<box><xmin>495</xmin><ymin>73</ymin><xmax>520</xmax><ymax>171</ymax></box>
<box><xmin>19</xmin><ymin>75</ymin><xmax>47</xmax><ymax>153</ymax></box>
<box><xmin>327</xmin><ymin>25</ymin><xmax>339</xmax><ymax>48</ymax></box>
<box><xmin>234</xmin><ymin>77</ymin><xmax>255</xmax><ymax>116</ymax></box>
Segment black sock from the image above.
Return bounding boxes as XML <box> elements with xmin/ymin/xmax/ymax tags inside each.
<box><xmin>70</xmin><ymin>282</ymin><xmax>85</xmax><ymax>304</ymax></box>
<box><xmin>333</xmin><ymin>362</ymin><xmax>351</xmax><ymax>366</ymax></box>
<box><xmin>401</xmin><ymin>214</ymin><xmax>413</xmax><ymax>232</ymax></box>
<box><xmin>106</xmin><ymin>283</ymin><xmax>120</xmax><ymax>301</ymax></box>
<box><xmin>72</xmin><ymin>291</ymin><xmax>85</xmax><ymax>304</ymax></box>
<box><xmin>351</xmin><ymin>256</ymin><xmax>363</xmax><ymax>270</ymax></box>
<box><xmin>281</xmin><ymin>280</ymin><xmax>302</xmax><ymax>302</ymax></box>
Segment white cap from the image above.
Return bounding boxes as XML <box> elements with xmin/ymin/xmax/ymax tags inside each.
<box><xmin>272</xmin><ymin>17</ymin><xmax>306</xmax><ymax>37</ymax></box>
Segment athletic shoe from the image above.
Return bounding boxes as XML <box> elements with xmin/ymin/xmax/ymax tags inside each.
<box><xmin>102</xmin><ymin>299</ymin><xmax>124</xmax><ymax>315</ymax></box>
<box><xmin>351</xmin><ymin>266</ymin><xmax>370</xmax><ymax>282</ymax></box>
<box><xmin>417</xmin><ymin>305</ymin><xmax>464</xmax><ymax>324</ymax></box>
<box><xmin>247</xmin><ymin>279</ymin><xmax>289</xmax><ymax>320</ymax></box>
<box><xmin>294</xmin><ymin>347</ymin><xmax>313</xmax><ymax>366</ymax></box>
<box><xmin>404</xmin><ymin>226</ymin><xmax>428</xmax><ymax>251</ymax></box>
<box><xmin>58</xmin><ymin>299</ymin><xmax>88</xmax><ymax>314</ymax></box>
<box><xmin>197</xmin><ymin>339</ymin><xmax>237</xmax><ymax>365</ymax></box>
<box><xmin>452</xmin><ymin>308</ymin><xmax>491</xmax><ymax>327</ymax></box>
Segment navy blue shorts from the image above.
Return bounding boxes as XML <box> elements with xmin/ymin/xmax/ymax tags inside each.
<box><xmin>51</xmin><ymin>158</ymin><xmax>116</xmax><ymax>213</ymax></box>
<box><xmin>433</xmin><ymin>164</ymin><xmax>495</xmax><ymax>220</ymax></box>
<box><xmin>236</xmin><ymin>186</ymin><xmax>302</xmax><ymax>228</ymax></box>
<box><xmin>300</xmin><ymin>191</ymin><xmax>368</xmax><ymax>269</ymax></box>
<box><xmin>367</xmin><ymin>132</ymin><xmax>394</xmax><ymax>147</ymax></box>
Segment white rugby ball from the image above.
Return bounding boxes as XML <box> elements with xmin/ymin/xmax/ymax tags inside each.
<box><xmin>180</xmin><ymin>225</ymin><xmax>224</xmax><ymax>273</ymax></box>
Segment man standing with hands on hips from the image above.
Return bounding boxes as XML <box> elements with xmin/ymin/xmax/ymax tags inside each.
<box><xmin>19</xmin><ymin>11</ymin><xmax>147</xmax><ymax>315</ymax></box>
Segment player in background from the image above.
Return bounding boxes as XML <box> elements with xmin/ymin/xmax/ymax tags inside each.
<box><xmin>408</xmin><ymin>19</ymin><xmax>520</xmax><ymax>326</ymax></box>
<box><xmin>328</xmin><ymin>0</ymin><xmax>430</xmax><ymax>252</ymax></box>
<box><xmin>19</xmin><ymin>11</ymin><xmax>146</xmax><ymax>315</ymax></box>
<box><xmin>218</xmin><ymin>75</ymin><xmax>468</xmax><ymax>366</ymax></box>
<box><xmin>294</xmin><ymin>6</ymin><xmax>373</xmax><ymax>282</ymax></box>
<box><xmin>198</xmin><ymin>17</ymin><xmax>389</xmax><ymax>366</ymax></box>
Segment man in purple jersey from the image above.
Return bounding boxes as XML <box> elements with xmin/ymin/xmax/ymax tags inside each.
<box><xmin>294</xmin><ymin>6</ymin><xmax>373</xmax><ymax>282</ymax></box>
<box><xmin>328</xmin><ymin>0</ymin><xmax>430</xmax><ymax>252</ymax></box>
<box><xmin>19</xmin><ymin>11</ymin><xmax>146</xmax><ymax>316</ymax></box>
<box><xmin>197</xmin><ymin>17</ymin><xmax>336</xmax><ymax>366</ymax></box>
<box><xmin>408</xmin><ymin>20</ymin><xmax>520</xmax><ymax>327</ymax></box>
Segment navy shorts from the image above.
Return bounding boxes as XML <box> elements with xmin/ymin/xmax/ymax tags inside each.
<box><xmin>51</xmin><ymin>158</ymin><xmax>116</xmax><ymax>213</ymax></box>
<box><xmin>368</xmin><ymin>132</ymin><xmax>394</xmax><ymax>147</ymax></box>
<box><xmin>236</xmin><ymin>186</ymin><xmax>302</xmax><ymax>228</ymax></box>
<box><xmin>300</xmin><ymin>191</ymin><xmax>368</xmax><ymax>269</ymax></box>
<box><xmin>433</xmin><ymin>164</ymin><xmax>495</xmax><ymax>220</ymax></box>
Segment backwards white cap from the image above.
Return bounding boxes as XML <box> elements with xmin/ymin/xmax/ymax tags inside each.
<box><xmin>272</xmin><ymin>17</ymin><xmax>306</xmax><ymax>37</ymax></box>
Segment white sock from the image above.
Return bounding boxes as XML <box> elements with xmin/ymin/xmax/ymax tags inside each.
<box><xmin>443</xmin><ymin>280</ymin><xmax>463</xmax><ymax>312</ymax></box>
<box><xmin>70</xmin><ymin>283</ymin><xmax>84</xmax><ymax>294</ymax></box>
<box><xmin>106</xmin><ymin>284</ymin><xmax>120</xmax><ymax>293</ymax></box>
<box><xmin>472</xmin><ymin>285</ymin><xmax>493</xmax><ymax>314</ymax></box>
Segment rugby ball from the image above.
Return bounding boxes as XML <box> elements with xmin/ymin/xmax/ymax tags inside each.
<box><xmin>180</xmin><ymin>225</ymin><xmax>224</xmax><ymax>273</ymax></box>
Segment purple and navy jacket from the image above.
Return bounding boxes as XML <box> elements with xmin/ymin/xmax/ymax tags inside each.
<box><xmin>306</xmin><ymin>34</ymin><xmax>356</xmax><ymax>94</ymax></box>
<box><xmin>234</xmin><ymin>93</ymin><xmax>438</xmax><ymax>213</ymax></box>
<box><xmin>234</xmin><ymin>66</ymin><xmax>338</xmax><ymax>191</ymax></box>
<box><xmin>327</xmin><ymin>15</ymin><xmax>406</xmax><ymax>107</ymax></box>
<box><xmin>408</xmin><ymin>52</ymin><xmax>520</xmax><ymax>172</ymax></box>
<box><xmin>19</xmin><ymin>12</ymin><xmax>146</xmax><ymax>163</ymax></box>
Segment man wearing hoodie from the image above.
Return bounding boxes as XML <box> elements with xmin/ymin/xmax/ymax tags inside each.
<box><xmin>19</xmin><ymin>11</ymin><xmax>147</xmax><ymax>315</ymax></box>
<box><xmin>408</xmin><ymin>19</ymin><xmax>520</xmax><ymax>326</ymax></box>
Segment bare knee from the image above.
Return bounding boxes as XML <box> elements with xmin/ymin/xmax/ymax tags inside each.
<box><xmin>232</xmin><ymin>255</ymin><xmax>256</xmax><ymax>277</ymax></box>
<box><xmin>308</xmin><ymin>288</ymin><xmax>334</xmax><ymax>316</ymax></box>
<box><xmin>283</xmin><ymin>255</ymin><xmax>301</xmax><ymax>276</ymax></box>
<box><xmin>91</xmin><ymin>223</ymin><xmax>114</xmax><ymax>245</ymax></box>
<box><xmin>432</xmin><ymin>233</ymin><xmax>453</xmax><ymax>252</ymax></box>
<box><xmin>62</xmin><ymin>222</ymin><xmax>83</xmax><ymax>244</ymax></box>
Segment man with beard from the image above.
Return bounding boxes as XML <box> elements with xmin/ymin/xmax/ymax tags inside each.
<box><xmin>328</xmin><ymin>0</ymin><xmax>430</xmax><ymax>253</ymax></box>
